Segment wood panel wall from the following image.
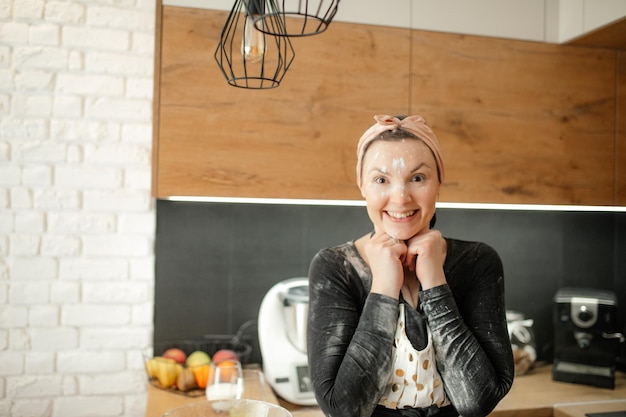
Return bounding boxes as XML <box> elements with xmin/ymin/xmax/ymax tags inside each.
<box><xmin>408</xmin><ymin>32</ymin><xmax>617</xmax><ymax>204</ymax></box>
<box><xmin>154</xmin><ymin>6</ymin><xmax>625</xmax><ymax>205</ymax></box>
<box><xmin>618</xmin><ymin>51</ymin><xmax>626</xmax><ymax>206</ymax></box>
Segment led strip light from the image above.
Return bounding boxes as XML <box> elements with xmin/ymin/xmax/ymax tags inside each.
<box><xmin>165</xmin><ymin>196</ymin><xmax>626</xmax><ymax>212</ymax></box>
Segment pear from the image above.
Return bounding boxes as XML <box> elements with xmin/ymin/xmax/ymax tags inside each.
<box><xmin>176</xmin><ymin>368</ymin><xmax>197</xmax><ymax>392</ymax></box>
<box><xmin>186</xmin><ymin>350</ymin><xmax>211</xmax><ymax>368</ymax></box>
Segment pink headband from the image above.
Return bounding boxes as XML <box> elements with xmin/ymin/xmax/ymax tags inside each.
<box><xmin>356</xmin><ymin>115</ymin><xmax>445</xmax><ymax>188</ymax></box>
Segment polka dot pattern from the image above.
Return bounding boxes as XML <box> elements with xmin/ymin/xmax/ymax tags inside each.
<box><xmin>378</xmin><ymin>304</ymin><xmax>450</xmax><ymax>409</ymax></box>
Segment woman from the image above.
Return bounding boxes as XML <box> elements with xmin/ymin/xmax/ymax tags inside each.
<box><xmin>307</xmin><ymin>115</ymin><xmax>514</xmax><ymax>417</ymax></box>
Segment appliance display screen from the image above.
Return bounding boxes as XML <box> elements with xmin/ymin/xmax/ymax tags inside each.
<box><xmin>296</xmin><ymin>365</ymin><xmax>313</xmax><ymax>394</ymax></box>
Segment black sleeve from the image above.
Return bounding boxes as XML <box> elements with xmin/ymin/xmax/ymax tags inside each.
<box><xmin>307</xmin><ymin>248</ymin><xmax>398</xmax><ymax>417</ymax></box>
<box><xmin>420</xmin><ymin>243</ymin><xmax>514</xmax><ymax>417</ymax></box>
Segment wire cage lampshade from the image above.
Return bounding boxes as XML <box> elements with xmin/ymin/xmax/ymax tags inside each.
<box><xmin>253</xmin><ymin>0</ymin><xmax>340</xmax><ymax>37</ymax></box>
<box><xmin>214</xmin><ymin>0</ymin><xmax>296</xmax><ymax>89</ymax></box>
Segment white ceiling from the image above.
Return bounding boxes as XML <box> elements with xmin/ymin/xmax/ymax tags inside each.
<box><xmin>162</xmin><ymin>0</ymin><xmax>626</xmax><ymax>44</ymax></box>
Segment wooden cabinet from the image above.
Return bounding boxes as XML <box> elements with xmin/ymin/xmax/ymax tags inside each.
<box><xmin>153</xmin><ymin>5</ymin><xmax>626</xmax><ymax>205</ymax></box>
<box><xmin>154</xmin><ymin>6</ymin><xmax>409</xmax><ymax>201</ymax></box>
<box><xmin>619</xmin><ymin>52</ymin><xmax>626</xmax><ymax>206</ymax></box>
<box><xmin>408</xmin><ymin>31</ymin><xmax>619</xmax><ymax>205</ymax></box>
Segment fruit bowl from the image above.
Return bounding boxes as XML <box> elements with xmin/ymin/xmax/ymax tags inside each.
<box><xmin>155</xmin><ymin>336</ymin><xmax>252</xmax><ymax>365</ymax></box>
<box><xmin>144</xmin><ymin>356</ymin><xmax>202</xmax><ymax>395</ymax></box>
<box><xmin>144</xmin><ymin>336</ymin><xmax>252</xmax><ymax>397</ymax></box>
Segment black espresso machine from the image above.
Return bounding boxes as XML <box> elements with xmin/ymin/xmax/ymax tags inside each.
<box><xmin>553</xmin><ymin>287</ymin><xmax>625</xmax><ymax>389</ymax></box>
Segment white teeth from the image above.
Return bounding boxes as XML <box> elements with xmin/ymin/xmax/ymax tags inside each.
<box><xmin>387</xmin><ymin>210</ymin><xmax>416</xmax><ymax>219</ymax></box>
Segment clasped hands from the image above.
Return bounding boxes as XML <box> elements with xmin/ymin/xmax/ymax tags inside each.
<box><xmin>366</xmin><ymin>229</ymin><xmax>447</xmax><ymax>299</ymax></box>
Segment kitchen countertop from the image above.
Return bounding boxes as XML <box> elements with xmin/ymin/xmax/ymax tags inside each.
<box><xmin>553</xmin><ymin>400</ymin><xmax>626</xmax><ymax>417</ymax></box>
<box><xmin>489</xmin><ymin>364</ymin><xmax>625</xmax><ymax>417</ymax></box>
<box><xmin>145</xmin><ymin>364</ymin><xmax>626</xmax><ymax>417</ymax></box>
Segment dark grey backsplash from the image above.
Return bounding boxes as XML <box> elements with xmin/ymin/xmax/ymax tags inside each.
<box><xmin>154</xmin><ymin>200</ymin><xmax>626</xmax><ymax>363</ymax></box>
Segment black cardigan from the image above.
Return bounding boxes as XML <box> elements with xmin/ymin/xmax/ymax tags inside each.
<box><xmin>307</xmin><ymin>238</ymin><xmax>514</xmax><ymax>417</ymax></box>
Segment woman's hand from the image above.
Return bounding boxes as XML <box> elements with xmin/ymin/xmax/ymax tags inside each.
<box><xmin>404</xmin><ymin>229</ymin><xmax>447</xmax><ymax>290</ymax></box>
<box><xmin>364</xmin><ymin>231</ymin><xmax>406</xmax><ymax>299</ymax></box>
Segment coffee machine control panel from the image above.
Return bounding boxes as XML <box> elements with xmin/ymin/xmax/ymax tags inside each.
<box><xmin>556</xmin><ymin>292</ymin><xmax>617</xmax><ymax>332</ymax></box>
<box><xmin>570</xmin><ymin>298</ymin><xmax>599</xmax><ymax>328</ymax></box>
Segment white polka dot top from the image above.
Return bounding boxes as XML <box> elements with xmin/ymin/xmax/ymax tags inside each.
<box><xmin>378</xmin><ymin>304</ymin><xmax>450</xmax><ymax>410</ymax></box>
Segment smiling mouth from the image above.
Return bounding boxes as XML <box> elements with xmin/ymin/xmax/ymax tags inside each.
<box><xmin>386</xmin><ymin>210</ymin><xmax>416</xmax><ymax>219</ymax></box>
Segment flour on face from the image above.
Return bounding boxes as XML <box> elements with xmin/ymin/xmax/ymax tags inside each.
<box><xmin>392</xmin><ymin>157</ymin><xmax>406</xmax><ymax>172</ymax></box>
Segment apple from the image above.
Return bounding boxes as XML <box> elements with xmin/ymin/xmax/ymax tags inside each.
<box><xmin>186</xmin><ymin>350</ymin><xmax>211</xmax><ymax>368</ymax></box>
<box><xmin>163</xmin><ymin>348</ymin><xmax>186</xmax><ymax>364</ymax></box>
<box><xmin>212</xmin><ymin>349</ymin><xmax>238</xmax><ymax>364</ymax></box>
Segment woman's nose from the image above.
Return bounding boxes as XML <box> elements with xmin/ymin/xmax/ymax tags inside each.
<box><xmin>389</xmin><ymin>183</ymin><xmax>412</xmax><ymax>202</ymax></box>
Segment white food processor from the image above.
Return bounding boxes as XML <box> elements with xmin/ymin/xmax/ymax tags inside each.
<box><xmin>258</xmin><ymin>277</ymin><xmax>316</xmax><ymax>405</ymax></box>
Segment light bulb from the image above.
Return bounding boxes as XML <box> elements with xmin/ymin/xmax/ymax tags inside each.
<box><xmin>241</xmin><ymin>15</ymin><xmax>266</xmax><ymax>64</ymax></box>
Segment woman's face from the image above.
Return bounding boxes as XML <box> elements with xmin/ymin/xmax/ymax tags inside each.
<box><xmin>359</xmin><ymin>138</ymin><xmax>440</xmax><ymax>240</ymax></box>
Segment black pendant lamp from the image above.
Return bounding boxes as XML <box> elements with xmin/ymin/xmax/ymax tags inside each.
<box><xmin>252</xmin><ymin>0</ymin><xmax>340</xmax><ymax>37</ymax></box>
<box><xmin>215</xmin><ymin>0</ymin><xmax>296</xmax><ymax>89</ymax></box>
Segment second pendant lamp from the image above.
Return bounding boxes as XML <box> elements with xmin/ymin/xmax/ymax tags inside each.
<box><xmin>253</xmin><ymin>0</ymin><xmax>340</xmax><ymax>37</ymax></box>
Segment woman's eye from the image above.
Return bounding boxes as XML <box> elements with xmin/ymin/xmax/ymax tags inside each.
<box><xmin>411</xmin><ymin>174</ymin><xmax>425</xmax><ymax>182</ymax></box>
<box><xmin>374</xmin><ymin>176</ymin><xmax>387</xmax><ymax>184</ymax></box>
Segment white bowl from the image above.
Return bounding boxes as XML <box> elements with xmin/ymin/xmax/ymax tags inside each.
<box><xmin>162</xmin><ymin>399</ymin><xmax>293</xmax><ymax>417</ymax></box>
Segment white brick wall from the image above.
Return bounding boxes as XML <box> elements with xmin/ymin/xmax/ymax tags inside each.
<box><xmin>0</xmin><ymin>0</ymin><xmax>156</xmax><ymax>416</ymax></box>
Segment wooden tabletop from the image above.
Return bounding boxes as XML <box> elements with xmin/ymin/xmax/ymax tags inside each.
<box><xmin>145</xmin><ymin>364</ymin><xmax>626</xmax><ymax>417</ymax></box>
<box><xmin>554</xmin><ymin>400</ymin><xmax>626</xmax><ymax>417</ymax></box>
<box><xmin>144</xmin><ymin>365</ymin><xmax>281</xmax><ymax>417</ymax></box>
<box><xmin>490</xmin><ymin>364</ymin><xmax>626</xmax><ymax>417</ymax></box>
